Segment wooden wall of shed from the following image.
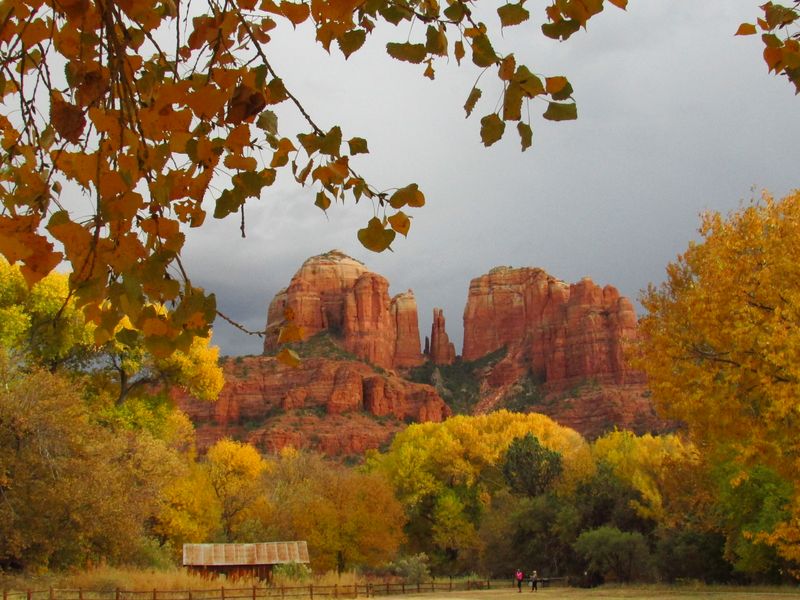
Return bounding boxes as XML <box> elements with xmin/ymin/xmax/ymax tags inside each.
<box><xmin>187</xmin><ymin>564</ymin><xmax>274</xmax><ymax>582</ymax></box>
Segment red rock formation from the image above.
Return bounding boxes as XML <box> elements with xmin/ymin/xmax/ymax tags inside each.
<box><xmin>392</xmin><ymin>291</ymin><xmax>424</xmax><ymax>368</ymax></box>
<box><xmin>264</xmin><ymin>251</ymin><xmax>422</xmax><ymax>370</ymax></box>
<box><xmin>428</xmin><ymin>308</ymin><xmax>456</xmax><ymax>365</ymax></box>
<box><xmin>460</xmin><ymin>266</ymin><xmax>664</xmax><ymax>438</ymax></box>
<box><xmin>462</xmin><ymin>267</ymin><xmax>643</xmax><ymax>389</ymax></box>
<box><xmin>173</xmin><ymin>355</ymin><xmax>450</xmax><ymax>456</ymax></box>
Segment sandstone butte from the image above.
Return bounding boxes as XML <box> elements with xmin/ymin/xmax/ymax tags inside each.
<box><xmin>461</xmin><ymin>266</ymin><xmax>661</xmax><ymax>438</ymax></box>
<box><xmin>263</xmin><ymin>250</ymin><xmax>424</xmax><ymax>369</ymax></box>
<box><xmin>176</xmin><ymin>252</ymin><xmax>667</xmax><ymax>457</ymax></box>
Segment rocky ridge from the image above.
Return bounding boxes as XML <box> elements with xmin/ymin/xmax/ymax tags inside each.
<box><xmin>174</xmin><ymin>353</ymin><xmax>450</xmax><ymax>456</ymax></box>
<box><xmin>178</xmin><ymin>251</ymin><xmax>667</xmax><ymax>457</ymax></box>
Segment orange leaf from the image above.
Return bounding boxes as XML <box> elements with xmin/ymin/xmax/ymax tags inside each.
<box><xmin>764</xmin><ymin>46</ymin><xmax>783</xmax><ymax>71</ymax></box>
<box><xmin>224</xmin><ymin>154</ymin><xmax>258</xmax><ymax>170</ymax></box>
<box><xmin>281</xmin><ymin>1</ymin><xmax>310</xmax><ymax>25</ymax></box>
<box><xmin>98</xmin><ymin>171</ymin><xmax>127</xmax><ymax>199</ymax></box>
<box><xmin>185</xmin><ymin>86</ymin><xmax>228</xmax><ymax>119</ymax></box>
<box><xmin>545</xmin><ymin>76</ymin><xmax>568</xmax><ymax>95</ymax></box>
<box><xmin>142</xmin><ymin>317</ymin><xmax>170</xmax><ymax>337</ymax></box>
<box><xmin>141</xmin><ymin>216</ymin><xmax>180</xmax><ymax>240</ymax></box>
<box><xmin>53</xmin><ymin>151</ymin><xmax>98</xmax><ymax>187</ymax></box>
<box><xmin>736</xmin><ymin>22</ymin><xmax>757</xmax><ymax>35</ymax></box>
<box><xmin>277</xmin><ymin>322</ymin><xmax>305</xmax><ymax>343</ymax></box>
<box><xmin>226</xmin><ymin>124</ymin><xmax>252</xmax><ymax>152</ymax></box>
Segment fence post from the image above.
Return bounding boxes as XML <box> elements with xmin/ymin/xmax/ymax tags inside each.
<box><xmin>280</xmin><ymin>586</ymin><xmax>284</xmax><ymax>600</ymax></box>
<box><xmin>221</xmin><ymin>588</ymin><xmax>225</xmax><ymax>600</ymax></box>
<box><xmin>253</xmin><ymin>587</ymin><xmax>257</xmax><ymax>600</ymax></box>
<box><xmin>486</xmin><ymin>580</ymin><xmax>490</xmax><ymax>590</ymax></box>
<box><xmin>27</xmin><ymin>591</ymin><xmax>32</xmax><ymax>600</ymax></box>
<box><xmin>78</xmin><ymin>589</ymin><xmax>82</xmax><ymax>600</ymax></box>
<box><xmin>115</xmin><ymin>589</ymin><xmax>120</xmax><ymax>600</ymax></box>
<box><xmin>333</xmin><ymin>585</ymin><xmax>337</xmax><ymax>599</ymax></box>
<box><xmin>309</xmin><ymin>585</ymin><xmax>313</xmax><ymax>600</ymax></box>
<box><xmin>153</xmin><ymin>588</ymin><xmax>157</xmax><ymax>600</ymax></box>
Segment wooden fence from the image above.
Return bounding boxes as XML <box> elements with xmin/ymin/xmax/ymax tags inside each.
<box><xmin>1</xmin><ymin>579</ymin><xmax>508</xmax><ymax>600</ymax></box>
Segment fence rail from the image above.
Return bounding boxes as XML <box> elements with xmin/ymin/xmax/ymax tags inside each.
<box><xmin>1</xmin><ymin>579</ymin><xmax>519</xmax><ymax>600</ymax></box>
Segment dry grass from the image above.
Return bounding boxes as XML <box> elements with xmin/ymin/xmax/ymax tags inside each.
<box><xmin>1</xmin><ymin>567</ymin><xmax>366</xmax><ymax>594</ymax></box>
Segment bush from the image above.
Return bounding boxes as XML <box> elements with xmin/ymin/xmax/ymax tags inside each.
<box><xmin>388</xmin><ymin>554</ymin><xmax>431</xmax><ymax>584</ymax></box>
<box><xmin>572</xmin><ymin>526</ymin><xmax>653</xmax><ymax>582</ymax></box>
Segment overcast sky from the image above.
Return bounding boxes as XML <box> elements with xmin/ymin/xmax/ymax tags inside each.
<box><xmin>180</xmin><ymin>0</ymin><xmax>800</xmax><ymax>357</ymax></box>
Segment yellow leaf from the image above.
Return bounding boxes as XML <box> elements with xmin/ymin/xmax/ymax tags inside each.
<box><xmin>358</xmin><ymin>217</ymin><xmax>396</xmax><ymax>252</ymax></box>
<box><xmin>388</xmin><ymin>211</ymin><xmax>411</xmax><ymax>236</ymax></box>
<box><xmin>389</xmin><ymin>183</ymin><xmax>425</xmax><ymax>209</ymax></box>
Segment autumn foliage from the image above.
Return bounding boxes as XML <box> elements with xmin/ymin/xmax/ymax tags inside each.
<box><xmin>0</xmin><ymin>0</ymin><xmax>643</xmax><ymax>356</ymax></box>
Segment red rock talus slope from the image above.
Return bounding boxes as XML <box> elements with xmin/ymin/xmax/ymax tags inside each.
<box><xmin>173</xmin><ymin>355</ymin><xmax>450</xmax><ymax>456</ymax></box>
<box><xmin>264</xmin><ymin>250</ymin><xmax>422</xmax><ymax>369</ymax></box>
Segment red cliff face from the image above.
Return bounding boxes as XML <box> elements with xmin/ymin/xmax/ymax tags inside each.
<box><xmin>173</xmin><ymin>355</ymin><xmax>451</xmax><ymax>456</ymax></box>
<box><xmin>428</xmin><ymin>308</ymin><xmax>456</xmax><ymax>365</ymax></box>
<box><xmin>264</xmin><ymin>251</ymin><xmax>421</xmax><ymax>370</ymax></box>
<box><xmin>462</xmin><ymin>267</ymin><xmax>643</xmax><ymax>388</ymax></box>
<box><xmin>392</xmin><ymin>291</ymin><xmax>425</xmax><ymax>368</ymax></box>
<box><xmin>461</xmin><ymin>267</ymin><xmax>662</xmax><ymax>437</ymax></box>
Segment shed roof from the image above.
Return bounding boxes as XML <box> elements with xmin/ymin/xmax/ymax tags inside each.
<box><xmin>183</xmin><ymin>542</ymin><xmax>309</xmax><ymax>566</ymax></box>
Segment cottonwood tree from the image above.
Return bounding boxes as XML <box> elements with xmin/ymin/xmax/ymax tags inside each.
<box><xmin>638</xmin><ymin>190</ymin><xmax>800</xmax><ymax>569</ymax></box>
<box><xmin>0</xmin><ymin>259</ymin><xmax>224</xmax><ymax>403</ymax></box>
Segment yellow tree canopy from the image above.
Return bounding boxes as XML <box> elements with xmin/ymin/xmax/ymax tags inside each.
<box><xmin>638</xmin><ymin>191</ymin><xmax>800</xmax><ymax>478</ymax></box>
<box><xmin>638</xmin><ymin>191</ymin><xmax>800</xmax><ymax>569</ymax></box>
<box><xmin>370</xmin><ymin>410</ymin><xmax>594</xmax><ymax>507</ymax></box>
<box><xmin>592</xmin><ymin>430</ymin><xmax>697</xmax><ymax>523</ymax></box>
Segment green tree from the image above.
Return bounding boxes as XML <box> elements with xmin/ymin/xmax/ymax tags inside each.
<box><xmin>502</xmin><ymin>432</ymin><xmax>563</xmax><ymax>497</ymax></box>
<box><xmin>572</xmin><ymin>526</ymin><xmax>653</xmax><ymax>583</ymax></box>
<box><xmin>369</xmin><ymin>411</ymin><xmax>593</xmax><ymax>573</ymax></box>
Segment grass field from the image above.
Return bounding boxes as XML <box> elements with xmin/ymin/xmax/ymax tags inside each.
<box><xmin>402</xmin><ymin>586</ymin><xmax>800</xmax><ymax>600</ymax></box>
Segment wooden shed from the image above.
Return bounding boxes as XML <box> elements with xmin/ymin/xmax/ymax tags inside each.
<box><xmin>183</xmin><ymin>542</ymin><xmax>310</xmax><ymax>581</ymax></box>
